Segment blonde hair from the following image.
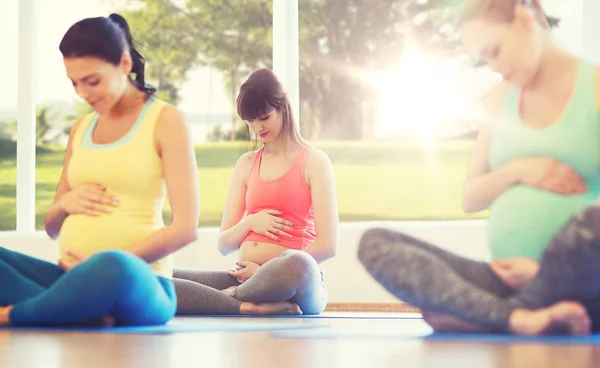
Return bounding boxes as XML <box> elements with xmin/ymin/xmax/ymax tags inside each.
<box><xmin>460</xmin><ymin>0</ymin><xmax>549</xmax><ymax>28</ymax></box>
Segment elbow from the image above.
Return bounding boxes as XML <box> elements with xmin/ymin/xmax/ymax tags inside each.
<box><xmin>44</xmin><ymin>222</ymin><xmax>59</xmax><ymax>241</ymax></box>
<box><xmin>462</xmin><ymin>198</ymin><xmax>487</xmax><ymax>214</ymax></box>
<box><xmin>461</xmin><ymin>188</ymin><xmax>479</xmax><ymax>214</ymax></box>
<box><xmin>217</xmin><ymin>246</ymin><xmax>235</xmax><ymax>256</ymax></box>
<box><xmin>320</xmin><ymin>243</ymin><xmax>337</xmax><ymax>262</ymax></box>
<box><xmin>46</xmin><ymin>230</ymin><xmax>58</xmax><ymax>241</ymax></box>
<box><xmin>462</xmin><ymin>197</ymin><xmax>477</xmax><ymax>214</ymax></box>
<box><xmin>180</xmin><ymin>228</ymin><xmax>198</xmax><ymax>246</ymax></box>
<box><xmin>216</xmin><ymin>235</ymin><xmax>234</xmax><ymax>256</ymax></box>
<box><xmin>185</xmin><ymin>229</ymin><xmax>199</xmax><ymax>244</ymax></box>
<box><xmin>175</xmin><ymin>224</ymin><xmax>198</xmax><ymax>245</ymax></box>
<box><xmin>327</xmin><ymin>244</ymin><xmax>337</xmax><ymax>259</ymax></box>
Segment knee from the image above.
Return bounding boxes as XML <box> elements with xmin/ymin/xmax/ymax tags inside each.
<box><xmin>86</xmin><ymin>250</ymin><xmax>142</xmax><ymax>285</ymax></box>
<box><xmin>555</xmin><ymin>207</ymin><xmax>600</xmax><ymax>250</ymax></box>
<box><xmin>573</xmin><ymin>206</ymin><xmax>600</xmax><ymax>234</ymax></box>
<box><xmin>279</xmin><ymin>250</ymin><xmax>320</xmax><ymax>285</ymax></box>
<box><xmin>357</xmin><ymin>228</ymin><xmax>391</xmax><ymax>266</ymax></box>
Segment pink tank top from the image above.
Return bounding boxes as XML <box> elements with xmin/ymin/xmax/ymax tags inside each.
<box><xmin>242</xmin><ymin>145</ymin><xmax>316</xmax><ymax>250</ymax></box>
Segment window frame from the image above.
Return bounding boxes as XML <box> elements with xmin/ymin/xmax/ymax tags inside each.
<box><xmin>16</xmin><ymin>0</ymin><xmax>38</xmax><ymax>234</ymax></box>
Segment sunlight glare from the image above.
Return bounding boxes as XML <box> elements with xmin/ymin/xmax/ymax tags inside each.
<box><xmin>374</xmin><ymin>41</ymin><xmax>470</xmax><ymax>141</ymax></box>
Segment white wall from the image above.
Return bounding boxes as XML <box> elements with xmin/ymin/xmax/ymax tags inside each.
<box><xmin>0</xmin><ymin>221</ymin><xmax>490</xmax><ymax>303</ymax></box>
<box><xmin>583</xmin><ymin>0</ymin><xmax>600</xmax><ymax>62</ymax></box>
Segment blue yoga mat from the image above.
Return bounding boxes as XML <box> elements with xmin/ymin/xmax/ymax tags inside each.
<box><xmin>271</xmin><ymin>322</ymin><xmax>600</xmax><ymax>345</ymax></box>
<box><xmin>1</xmin><ymin>319</ymin><xmax>326</xmax><ymax>335</ymax></box>
<box><xmin>181</xmin><ymin>312</ymin><xmax>422</xmax><ymax>320</ymax></box>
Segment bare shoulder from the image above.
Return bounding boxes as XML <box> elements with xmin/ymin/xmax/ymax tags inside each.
<box><xmin>483</xmin><ymin>80</ymin><xmax>511</xmax><ymax>116</ymax></box>
<box><xmin>156</xmin><ymin>102</ymin><xmax>186</xmax><ymax>130</ymax></box>
<box><xmin>236</xmin><ymin>151</ymin><xmax>257</xmax><ymax>169</ymax></box>
<box><xmin>306</xmin><ymin>147</ymin><xmax>333</xmax><ymax>169</ymax></box>
<box><xmin>305</xmin><ymin>147</ymin><xmax>334</xmax><ymax>184</ymax></box>
<box><xmin>68</xmin><ymin>116</ymin><xmax>85</xmax><ymax>137</ymax></box>
<box><xmin>233</xmin><ymin>150</ymin><xmax>258</xmax><ymax>184</ymax></box>
<box><xmin>65</xmin><ymin>114</ymin><xmax>90</xmax><ymax>148</ymax></box>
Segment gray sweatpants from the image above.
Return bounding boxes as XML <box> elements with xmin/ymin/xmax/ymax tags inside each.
<box><xmin>173</xmin><ymin>250</ymin><xmax>327</xmax><ymax>315</ymax></box>
<box><xmin>358</xmin><ymin>206</ymin><xmax>600</xmax><ymax>333</ymax></box>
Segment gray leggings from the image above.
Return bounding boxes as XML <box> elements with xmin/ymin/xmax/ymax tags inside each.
<box><xmin>173</xmin><ymin>250</ymin><xmax>327</xmax><ymax>315</ymax></box>
<box><xmin>358</xmin><ymin>206</ymin><xmax>600</xmax><ymax>333</ymax></box>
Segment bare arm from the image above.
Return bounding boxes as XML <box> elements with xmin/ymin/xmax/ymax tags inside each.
<box><xmin>44</xmin><ymin>118</ymin><xmax>83</xmax><ymax>239</ymax></box>
<box><xmin>216</xmin><ymin>153</ymin><xmax>254</xmax><ymax>255</ymax></box>
<box><xmin>462</xmin><ymin>82</ymin><xmax>524</xmax><ymax>213</ymax></box>
<box><xmin>128</xmin><ymin>105</ymin><xmax>200</xmax><ymax>262</ymax></box>
<box><xmin>300</xmin><ymin>149</ymin><xmax>339</xmax><ymax>263</ymax></box>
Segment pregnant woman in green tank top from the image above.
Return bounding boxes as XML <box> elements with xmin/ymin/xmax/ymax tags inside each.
<box><xmin>358</xmin><ymin>0</ymin><xmax>600</xmax><ymax>335</ymax></box>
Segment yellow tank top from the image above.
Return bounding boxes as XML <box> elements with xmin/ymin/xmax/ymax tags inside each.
<box><xmin>60</xmin><ymin>96</ymin><xmax>173</xmax><ymax>278</ymax></box>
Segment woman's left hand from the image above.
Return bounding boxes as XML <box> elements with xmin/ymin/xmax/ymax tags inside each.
<box><xmin>59</xmin><ymin>249</ymin><xmax>91</xmax><ymax>272</ymax></box>
<box><xmin>228</xmin><ymin>261</ymin><xmax>260</xmax><ymax>284</ymax></box>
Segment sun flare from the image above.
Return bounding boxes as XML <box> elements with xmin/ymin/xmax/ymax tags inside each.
<box><xmin>372</xmin><ymin>43</ymin><xmax>477</xmax><ymax>141</ymax></box>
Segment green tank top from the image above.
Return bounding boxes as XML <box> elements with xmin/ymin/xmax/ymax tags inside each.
<box><xmin>488</xmin><ymin>59</ymin><xmax>600</xmax><ymax>261</ymax></box>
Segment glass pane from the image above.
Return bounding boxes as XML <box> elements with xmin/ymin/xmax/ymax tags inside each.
<box><xmin>0</xmin><ymin>1</ymin><xmax>18</xmax><ymax>231</ymax></box>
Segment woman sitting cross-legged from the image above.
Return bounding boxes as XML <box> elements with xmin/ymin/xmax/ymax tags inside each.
<box><xmin>173</xmin><ymin>68</ymin><xmax>339</xmax><ymax>316</ymax></box>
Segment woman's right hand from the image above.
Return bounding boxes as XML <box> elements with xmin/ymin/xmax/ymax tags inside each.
<box><xmin>490</xmin><ymin>258</ymin><xmax>540</xmax><ymax>291</ymax></box>
<box><xmin>59</xmin><ymin>184</ymin><xmax>118</xmax><ymax>216</ymax></box>
<box><xmin>246</xmin><ymin>209</ymin><xmax>294</xmax><ymax>241</ymax></box>
<box><xmin>516</xmin><ymin>157</ymin><xmax>587</xmax><ymax>195</ymax></box>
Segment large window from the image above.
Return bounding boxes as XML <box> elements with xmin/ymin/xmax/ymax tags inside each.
<box><xmin>297</xmin><ymin>0</ymin><xmax>583</xmax><ymax>223</ymax></box>
<box><xmin>34</xmin><ymin>0</ymin><xmax>272</xmax><ymax>229</ymax></box>
<box><xmin>7</xmin><ymin>0</ymin><xmax>588</xmax><ymax>233</ymax></box>
<box><xmin>0</xmin><ymin>1</ymin><xmax>18</xmax><ymax>231</ymax></box>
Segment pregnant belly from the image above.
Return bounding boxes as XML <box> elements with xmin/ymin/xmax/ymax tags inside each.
<box><xmin>59</xmin><ymin>211</ymin><xmax>160</xmax><ymax>259</ymax></box>
<box><xmin>238</xmin><ymin>241</ymin><xmax>290</xmax><ymax>265</ymax></box>
<box><xmin>488</xmin><ymin>185</ymin><xmax>593</xmax><ymax>261</ymax></box>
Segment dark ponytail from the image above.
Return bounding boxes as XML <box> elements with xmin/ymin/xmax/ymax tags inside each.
<box><xmin>59</xmin><ymin>13</ymin><xmax>156</xmax><ymax>95</ymax></box>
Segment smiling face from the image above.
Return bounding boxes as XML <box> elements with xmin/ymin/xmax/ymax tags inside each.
<box><xmin>245</xmin><ymin>108</ymin><xmax>284</xmax><ymax>142</ymax></box>
<box><xmin>460</xmin><ymin>4</ymin><xmax>547</xmax><ymax>87</ymax></box>
<box><xmin>64</xmin><ymin>54</ymin><xmax>132</xmax><ymax>113</ymax></box>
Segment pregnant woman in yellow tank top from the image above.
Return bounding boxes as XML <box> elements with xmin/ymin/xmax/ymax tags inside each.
<box><xmin>0</xmin><ymin>14</ymin><xmax>199</xmax><ymax>327</ymax></box>
<box><xmin>359</xmin><ymin>0</ymin><xmax>600</xmax><ymax>336</ymax></box>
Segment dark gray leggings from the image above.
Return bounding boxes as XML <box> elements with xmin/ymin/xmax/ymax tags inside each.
<box><xmin>173</xmin><ymin>250</ymin><xmax>327</xmax><ymax>315</ymax></box>
<box><xmin>358</xmin><ymin>206</ymin><xmax>600</xmax><ymax>333</ymax></box>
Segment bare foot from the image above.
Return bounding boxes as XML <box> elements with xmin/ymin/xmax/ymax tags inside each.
<box><xmin>421</xmin><ymin>310</ymin><xmax>487</xmax><ymax>333</ymax></box>
<box><xmin>509</xmin><ymin>301</ymin><xmax>591</xmax><ymax>336</ymax></box>
<box><xmin>0</xmin><ymin>306</ymin><xmax>12</xmax><ymax>326</ymax></box>
<box><xmin>240</xmin><ymin>302</ymin><xmax>303</xmax><ymax>315</ymax></box>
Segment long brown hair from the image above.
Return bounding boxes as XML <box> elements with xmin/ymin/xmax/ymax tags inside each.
<box><xmin>460</xmin><ymin>0</ymin><xmax>549</xmax><ymax>29</ymax></box>
<box><xmin>236</xmin><ymin>68</ymin><xmax>306</xmax><ymax>150</ymax></box>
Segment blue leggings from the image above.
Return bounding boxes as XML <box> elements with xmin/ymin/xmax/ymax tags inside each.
<box><xmin>0</xmin><ymin>247</ymin><xmax>176</xmax><ymax>327</ymax></box>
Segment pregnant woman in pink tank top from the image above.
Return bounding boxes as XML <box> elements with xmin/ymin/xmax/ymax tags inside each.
<box><xmin>173</xmin><ymin>68</ymin><xmax>339</xmax><ymax>315</ymax></box>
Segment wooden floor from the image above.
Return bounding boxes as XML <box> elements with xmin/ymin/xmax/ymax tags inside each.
<box><xmin>1</xmin><ymin>313</ymin><xmax>599</xmax><ymax>368</ymax></box>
